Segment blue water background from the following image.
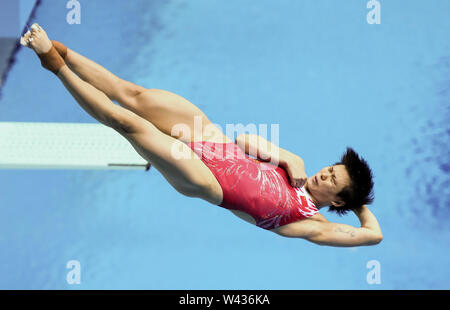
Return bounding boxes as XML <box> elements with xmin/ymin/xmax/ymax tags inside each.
<box><xmin>0</xmin><ymin>0</ymin><xmax>449</xmax><ymax>289</ymax></box>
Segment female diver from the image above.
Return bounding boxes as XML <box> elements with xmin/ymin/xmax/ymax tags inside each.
<box><xmin>21</xmin><ymin>24</ymin><xmax>382</xmax><ymax>247</ymax></box>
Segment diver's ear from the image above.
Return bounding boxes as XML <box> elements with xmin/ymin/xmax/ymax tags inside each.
<box><xmin>330</xmin><ymin>200</ymin><xmax>345</xmax><ymax>208</ymax></box>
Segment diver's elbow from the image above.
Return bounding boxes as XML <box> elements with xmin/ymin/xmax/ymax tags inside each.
<box><xmin>368</xmin><ymin>234</ymin><xmax>383</xmax><ymax>245</ymax></box>
<box><xmin>376</xmin><ymin>234</ymin><xmax>384</xmax><ymax>244</ymax></box>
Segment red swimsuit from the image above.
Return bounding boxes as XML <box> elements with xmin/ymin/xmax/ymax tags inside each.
<box><xmin>185</xmin><ymin>141</ymin><xmax>318</xmax><ymax>230</ymax></box>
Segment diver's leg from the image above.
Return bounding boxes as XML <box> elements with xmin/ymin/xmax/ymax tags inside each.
<box><xmin>22</xmin><ymin>28</ymin><xmax>141</xmax><ymax>103</ymax></box>
<box><xmin>55</xmin><ymin>42</ymin><xmax>148</xmax><ymax>103</ymax></box>
<box><xmin>56</xmin><ymin>43</ymin><xmax>231</xmax><ymax>144</ymax></box>
<box><xmin>129</xmin><ymin>88</ymin><xmax>233</xmax><ymax>143</ymax></box>
<box><xmin>58</xmin><ymin>65</ymin><xmax>222</xmax><ymax>203</ymax></box>
<box><xmin>64</xmin><ymin>49</ymin><xmax>230</xmax><ymax>143</ymax></box>
<box><xmin>25</xmin><ymin>29</ymin><xmax>230</xmax><ymax>144</ymax></box>
<box><xmin>60</xmin><ymin>61</ymin><xmax>223</xmax><ymax>203</ymax></box>
<box><xmin>23</xmin><ymin>24</ymin><xmax>223</xmax><ymax>204</ymax></box>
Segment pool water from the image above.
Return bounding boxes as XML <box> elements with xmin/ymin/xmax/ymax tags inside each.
<box><xmin>0</xmin><ymin>0</ymin><xmax>448</xmax><ymax>289</ymax></box>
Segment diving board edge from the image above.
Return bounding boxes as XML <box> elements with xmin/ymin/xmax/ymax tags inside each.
<box><xmin>0</xmin><ymin>121</ymin><xmax>151</xmax><ymax>171</ymax></box>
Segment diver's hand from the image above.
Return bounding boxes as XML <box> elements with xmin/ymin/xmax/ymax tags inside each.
<box><xmin>282</xmin><ymin>156</ymin><xmax>307</xmax><ymax>188</ymax></box>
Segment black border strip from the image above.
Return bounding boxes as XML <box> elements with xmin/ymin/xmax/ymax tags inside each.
<box><xmin>0</xmin><ymin>290</ymin><xmax>448</xmax><ymax>307</ymax></box>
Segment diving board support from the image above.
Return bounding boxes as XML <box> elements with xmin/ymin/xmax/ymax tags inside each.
<box><xmin>0</xmin><ymin>122</ymin><xmax>150</xmax><ymax>170</ymax></box>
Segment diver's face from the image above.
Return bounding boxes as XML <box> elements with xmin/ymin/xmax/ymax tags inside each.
<box><xmin>306</xmin><ymin>164</ymin><xmax>351</xmax><ymax>207</ymax></box>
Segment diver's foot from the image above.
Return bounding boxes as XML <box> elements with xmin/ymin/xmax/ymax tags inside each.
<box><xmin>21</xmin><ymin>31</ymin><xmax>68</xmax><ymax>59</ymax></box>
<box><xmin>20</xmin><ymin>23</ymin><xmax>65</xmax><ymax>74</ymax></box>
<box><xmin>22</xmin><ymin>23</ymin><xmax>52</xmax><ymax>54</ymax></box>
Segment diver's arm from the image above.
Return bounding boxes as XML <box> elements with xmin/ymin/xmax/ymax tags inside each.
<box><xmin>235</xmin><ymin>134</ymin><xmax>307</xmax><ymax>187</ymax></box>
<box><xmin>352</xmin><ymin>205</ymin><xmax>383</xmax><ymax>238</ymax></box>
<box><xmin>306</xmin><ymin>221</ymin><xmax>383</xmax><ymax>247</ymax></box>
<box><xmin>235</xmin><ymin>133</ymin><xmax>300</xmax><ymax>167</ymax></box>
<box><xmin>275</xmin><ymin>209</ymin><xmax>383</xmax><ymax>247</ymax></box>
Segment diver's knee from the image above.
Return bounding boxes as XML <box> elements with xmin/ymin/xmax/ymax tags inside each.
<box><xmin>115</xmin><ymin>80</ymin><xmax>147</xmax><ymax>106</ymax></box>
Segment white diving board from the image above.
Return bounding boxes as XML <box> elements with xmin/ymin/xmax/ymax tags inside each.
<box><xmin>0</xmin><ymin>122</ymin><xmax>150</xmax><ymax>170</ymax></box>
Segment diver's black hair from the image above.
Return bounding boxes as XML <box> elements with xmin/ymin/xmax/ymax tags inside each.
<box><xmin>328</xmin><ymin>147</ymin><xmax>374</xmax><ymax>216</ymax></box>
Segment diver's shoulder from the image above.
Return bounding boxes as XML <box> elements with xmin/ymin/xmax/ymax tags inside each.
<box><xmin>308</xmin><ymin>212</ymin><xmax>329</xmax><ymax>222</ymax></box>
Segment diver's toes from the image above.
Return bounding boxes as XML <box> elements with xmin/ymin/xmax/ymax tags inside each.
<box><xmin>31</xmin><ymin>23</ymin><xmax>46</xmax><ymax>36</ymax></box>
<box><xmin>28</xmin><ymin>27</ymin><xmax>52</xmax><ymax>54</ymax></box>
<box><xmin>20</xmin><ymin>31</ymin><xmax>32</xmax><ymax>47</ymax></box>
<box><xmin>20</xmin><ymin>37</ymin><xmax>28</xmax><ymax>47</ymax></box>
